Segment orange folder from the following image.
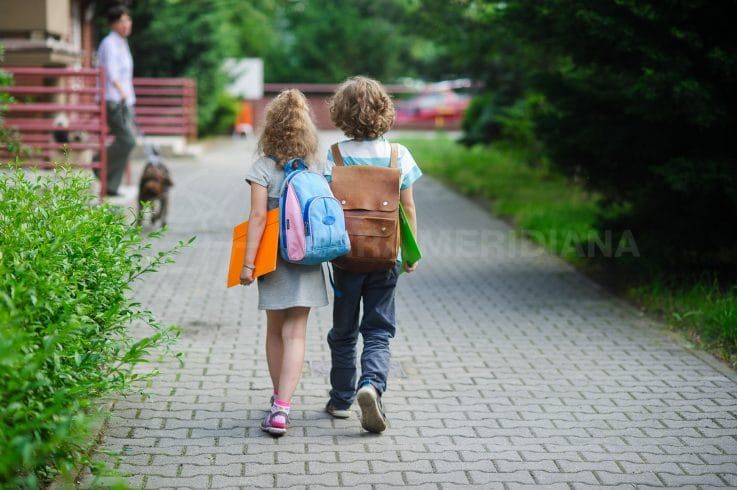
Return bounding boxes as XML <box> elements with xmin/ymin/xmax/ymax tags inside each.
<box><xmin>227</xmin><ymin>208</ymin><xmax>280</xmax><ymax>287</ymax></box>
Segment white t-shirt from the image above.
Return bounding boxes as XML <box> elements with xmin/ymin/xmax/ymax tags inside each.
<box><xmin>324</xmin><ymin>137</ymin><xmax>422</xmax><ymax>190</ymax></box>
<box><xmin>97</xmin><ymin>31</ymin><xmax>136</xmax><ymax>105</ymax></box>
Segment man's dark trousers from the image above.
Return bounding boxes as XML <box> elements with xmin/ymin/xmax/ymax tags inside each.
<box><xmin>105</xmin><ymin>101</ymin><xmax>136</xmax><ymax>194</ymax></box>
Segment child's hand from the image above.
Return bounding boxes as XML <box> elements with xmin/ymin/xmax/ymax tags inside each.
<box><xmin>404</xmin><ymin>262</ymin><xmax>418</xmax><ymax>273</ymax></box>
<box><xmin>240</xmin><ymin>265</ymin><xmax>256</xmax><ymax>285</ymax></box>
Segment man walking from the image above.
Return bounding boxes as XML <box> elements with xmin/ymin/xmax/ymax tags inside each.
<box><xmin>97</xmin><ymin>5</ymin><xmax>136</xmax><ymax>196</ymax></box>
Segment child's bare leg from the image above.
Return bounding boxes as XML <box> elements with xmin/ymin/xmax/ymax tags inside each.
<box><xmin>276</xmin><ymin>307</ymin><xmax>310</xmax><ymax>402</ymax></box>
<box><xmin>266</xmin><ymin>309</ymin><xmax>286</xmax><ymax>395</ymax></box>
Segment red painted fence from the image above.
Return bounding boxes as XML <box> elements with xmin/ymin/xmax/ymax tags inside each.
<box><xmin>1</xmin><ymin>66</ymin><xmax>109</xmax><ymax>195</ymax></box>
<box><xmin>1</xmin><ymin>69</ymin><xmax>197</xmax><ymax>197</ymax></box>
<box><xmin>133</xmin><ymin>78</ymin><xmax>197</xmax><ymax>139</ymax></box>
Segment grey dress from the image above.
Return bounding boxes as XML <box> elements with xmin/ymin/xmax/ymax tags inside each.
<box><xmin>244</xmin><ymin>156</ymin><xmax>329</xmax><ymax>310</ymax></box>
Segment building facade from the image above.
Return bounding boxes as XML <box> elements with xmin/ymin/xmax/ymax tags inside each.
<box><xmin>0</xmin><ymin>0</ymin><xmax>96</xmax><ymax>68</ymax></box>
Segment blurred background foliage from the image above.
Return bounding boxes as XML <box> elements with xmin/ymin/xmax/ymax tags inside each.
<box><xmin>96</xmin><ymin>0</ymin><xmax>454</xmax><ymax>135</ymax></box>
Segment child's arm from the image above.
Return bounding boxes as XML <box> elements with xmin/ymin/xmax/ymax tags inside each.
<box><xmin>240</xmin><ymin>183</ymin><xmax>269</xmax><ymax>285</ymax></box>
<box><xmin>400</xmin><ymin>186</ymin><xmax>418</xmax><ymax>272</ymax></box>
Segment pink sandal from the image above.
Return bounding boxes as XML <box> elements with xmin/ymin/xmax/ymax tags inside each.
<box><xmin>260</xmin><ymin>410</ymin><xmax>289</xmax><ymax>436</ymax></box>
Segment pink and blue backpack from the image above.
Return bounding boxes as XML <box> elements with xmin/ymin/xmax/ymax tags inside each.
<box><xmin>279</xmin><ymin>159</ymin><xmax>350</xmax><ymax>265</ymax></box>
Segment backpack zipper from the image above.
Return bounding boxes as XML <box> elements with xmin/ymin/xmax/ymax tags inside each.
<box><xmin>303</xmin><ymin>196</ymin><xmax>341</xmax><ymax>237</ymax></box>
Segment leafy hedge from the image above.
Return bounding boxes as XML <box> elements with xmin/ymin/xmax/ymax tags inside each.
<box><xmin>0</xmin><ymin>167</ymin><xmax>188</xmax><ymax>487</ymax></box>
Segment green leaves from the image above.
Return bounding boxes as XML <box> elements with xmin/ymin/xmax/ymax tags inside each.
<box><xmin>421</xmin><ymin>0</ymin><xmax>737</xmax><ymax>266</ymax></box>
<box><xmin>125</xmin><ymin>0</ymin><xmax>448</xmax><ymax>136</ymax></box>
<box><xmin>632</xmin><ymin>279</ymin><xmax>737</xmax><ymax>365</ymax></box>
<box><xmin>0</xmin><ymin>166</ymin><xmax>186</xmax><ymax>487</ymax></box>
<box><xmin>127</xmin><ymin>0</ymin><xmax>237</xmax><ymax>134</ymax></box>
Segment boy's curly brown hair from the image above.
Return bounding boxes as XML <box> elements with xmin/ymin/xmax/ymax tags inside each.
<box><xmin>329</xmin><ymin>76</ymin><xmax>395</xmax><ymax>139</ymax></box>
<box><xmin>258</xmin><ymin>89</ymin><xmax>318</xmax><ymax>165</ymax></box>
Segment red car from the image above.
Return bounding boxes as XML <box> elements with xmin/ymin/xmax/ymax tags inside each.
<box><xmin>395</xmin><ymin>90</ymin><xmax>470</xmax><ymax>126</ymax></box>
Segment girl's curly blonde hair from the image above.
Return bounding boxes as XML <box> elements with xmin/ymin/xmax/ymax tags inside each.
<box><xmin>329</xmin><ymin>76</ymin><xmax>395</xmax><ymax>139</ymax></box>
<box><xmin>258</xmin><ymin>89</ymin><xmax>318</xmax><ymax>165</ymax></box>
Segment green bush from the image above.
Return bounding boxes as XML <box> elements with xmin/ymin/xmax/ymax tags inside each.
<box><xmin>462</xmin><ymin>92</ymin><xmax>546</xmax><ymax>166</ymax></box>
<box><xmin>461</xmin><ymin>93</ymin><xmax>502</xmax><ymax>145</ymax></box>
<box><xmin>0</xmin><ymin>167</ymin><xmax>189</xmax><ymax>487</ymax></box>
<box><xmin>419</xmin><ymin>0</ymin><xmax>737</xmax><ymax>268</ymax></box>
<box><xmin>503</xmin><ymin>0</ymin><xmax>737</xmax><ymax>267</ymax></box>
<box><xmin>495</xmin><ymin>93</ymin><xmax>546</xmax><ymax>163</ymax></box>
<box><xmin>209</xmin><ymin>91</ymin><xmax>241</xmax><ymax>135</ymax></box>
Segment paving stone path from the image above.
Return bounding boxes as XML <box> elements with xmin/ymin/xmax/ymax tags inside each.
<box><xmin>89</xmin><ymin>134</ymin><xmax>737</xmax><ymax>489</ymax></box>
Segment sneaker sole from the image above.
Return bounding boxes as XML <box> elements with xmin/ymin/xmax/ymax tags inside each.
<box><xmin>357</xmin><ymin>388</ymin><xmax>387</xmax><ymax>433</ymax></box>
<box><xmin>261</xmin><ymin>420</ymin><xmax>287</xmax><ymax>436</ymax></box>
<box><xmin>267</xmin><ymin>427</ymin><xmax>286</xmax><ymax>436</ymax></box>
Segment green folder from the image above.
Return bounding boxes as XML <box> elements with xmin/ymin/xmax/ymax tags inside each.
<box><xmin>399</xmin><ymin>203</ymin><xmax>422</xmax><ymax>271</ymax></box>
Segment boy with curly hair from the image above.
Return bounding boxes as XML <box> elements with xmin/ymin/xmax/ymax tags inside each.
<box><xmin>324</xmin><ymin>76</ymin><xmax>422</xmax><ymax>433</ymax></box>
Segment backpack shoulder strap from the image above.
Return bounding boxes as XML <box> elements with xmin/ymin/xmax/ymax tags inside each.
<box><xmin>389</xmin><ymin>143</ymin><xmax>399</xmax><ymax>169</ymax></box>
<box><xmin>331</xmin><ymin>143</ymin><xmax>344</xmax><ymax>166</ymax></box>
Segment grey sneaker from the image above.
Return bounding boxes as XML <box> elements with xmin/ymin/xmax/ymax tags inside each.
<box><xmin>325</xmin><ymin>401</ymin><xmax>352</xmax><ymax>419</ymax></box>
<box><xmin>356</xmin><ymin>384</ymin><xmax>387</xmax><ymax>433</ymax></box>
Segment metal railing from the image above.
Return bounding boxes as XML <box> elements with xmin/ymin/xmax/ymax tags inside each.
<box><xmin>1</xmin><ymin>66</ymin><xmax>109</xmax><ymax>196</ymax></box>
<box><xmin>1</xmin><ymin>69</ymin><xmax>198</xmax><ymax>198</ymax></box>
<box><xmin>133</xmin><ymin>78</ymin><xmax>197</xmax><ymax>139</ymax></box>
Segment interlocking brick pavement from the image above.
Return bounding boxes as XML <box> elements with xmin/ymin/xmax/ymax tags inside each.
<box><xmin>84</xmin><ymin>134</ymin><xmax>737</xmax><ymax>488</ymax></box>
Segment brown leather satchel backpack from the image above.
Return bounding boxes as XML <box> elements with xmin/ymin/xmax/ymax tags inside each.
<box><xmin>329</xmin><ymin>143</ymin><xmax>402</xmax><ymax>273</ymax></box>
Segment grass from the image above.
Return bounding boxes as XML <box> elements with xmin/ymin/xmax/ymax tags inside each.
<box><xmin>630</xmin><ymin>280</ymin><xmax>737</xmax><ymax>361</ymax></box>
<box><xmin>402</xmin><ymin>136</ymin><xmax>600</xmax><ymax>261</ymax></box>
<box><xmin>399</xmin><ymin>135</ymin><xmax>737</xmax><ymax>367</ymax></box>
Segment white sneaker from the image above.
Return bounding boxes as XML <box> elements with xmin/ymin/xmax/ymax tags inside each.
<box><xmin>356</xmin><ymin>384</ymin><xmax>387</xmax><ymax>433</ymax></box>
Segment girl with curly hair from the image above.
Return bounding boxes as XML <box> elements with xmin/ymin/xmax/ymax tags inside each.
<box><xmin>323</xmin><ymin>76</ymin><xmax>422</xmax><ymax>433</ymax></box>
<box><xmin>241</xmin><ymin>89</ymin><xmax>326</xmax><ymax>436</ymax></box>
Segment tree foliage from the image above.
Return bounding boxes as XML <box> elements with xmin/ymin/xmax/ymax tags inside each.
<box><xmin>97</xmin><ymin>0</ymin><xmax>444</xmax><ymax>134</ymax></box>
<box><xmin>227</xmin><ymin>0</ymin><xmax>441</xmax><ymax>83</ymax></box>
<box><xmin>123</xmin><ymin>0</ymin><xmax>237</xmax><ymax>134</ymax></box>
<box><xmin>418</xmin><ymin>0</ymin><xmax>737</xmax><ymax>267</ymax></box>
<box><xmin>264</xmin><ymin>0</ymin><xmax>416</xmax><ymax>83</ymax></box>
<box><xmin>509</xmin><ymin>0</ymin><xmax>737</xmax><ymax>266</ymax></box>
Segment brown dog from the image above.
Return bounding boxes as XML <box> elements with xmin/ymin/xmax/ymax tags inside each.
<box><xmin>137</xmin><ymin>149</ymin><xmax>173</xmax><ymax>227</ymax></box>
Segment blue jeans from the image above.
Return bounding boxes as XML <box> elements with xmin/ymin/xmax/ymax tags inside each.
<box><xmin>327</xmin><ymin>263</ymin><xmax>400</xmax><ymax>409</ymax></box>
